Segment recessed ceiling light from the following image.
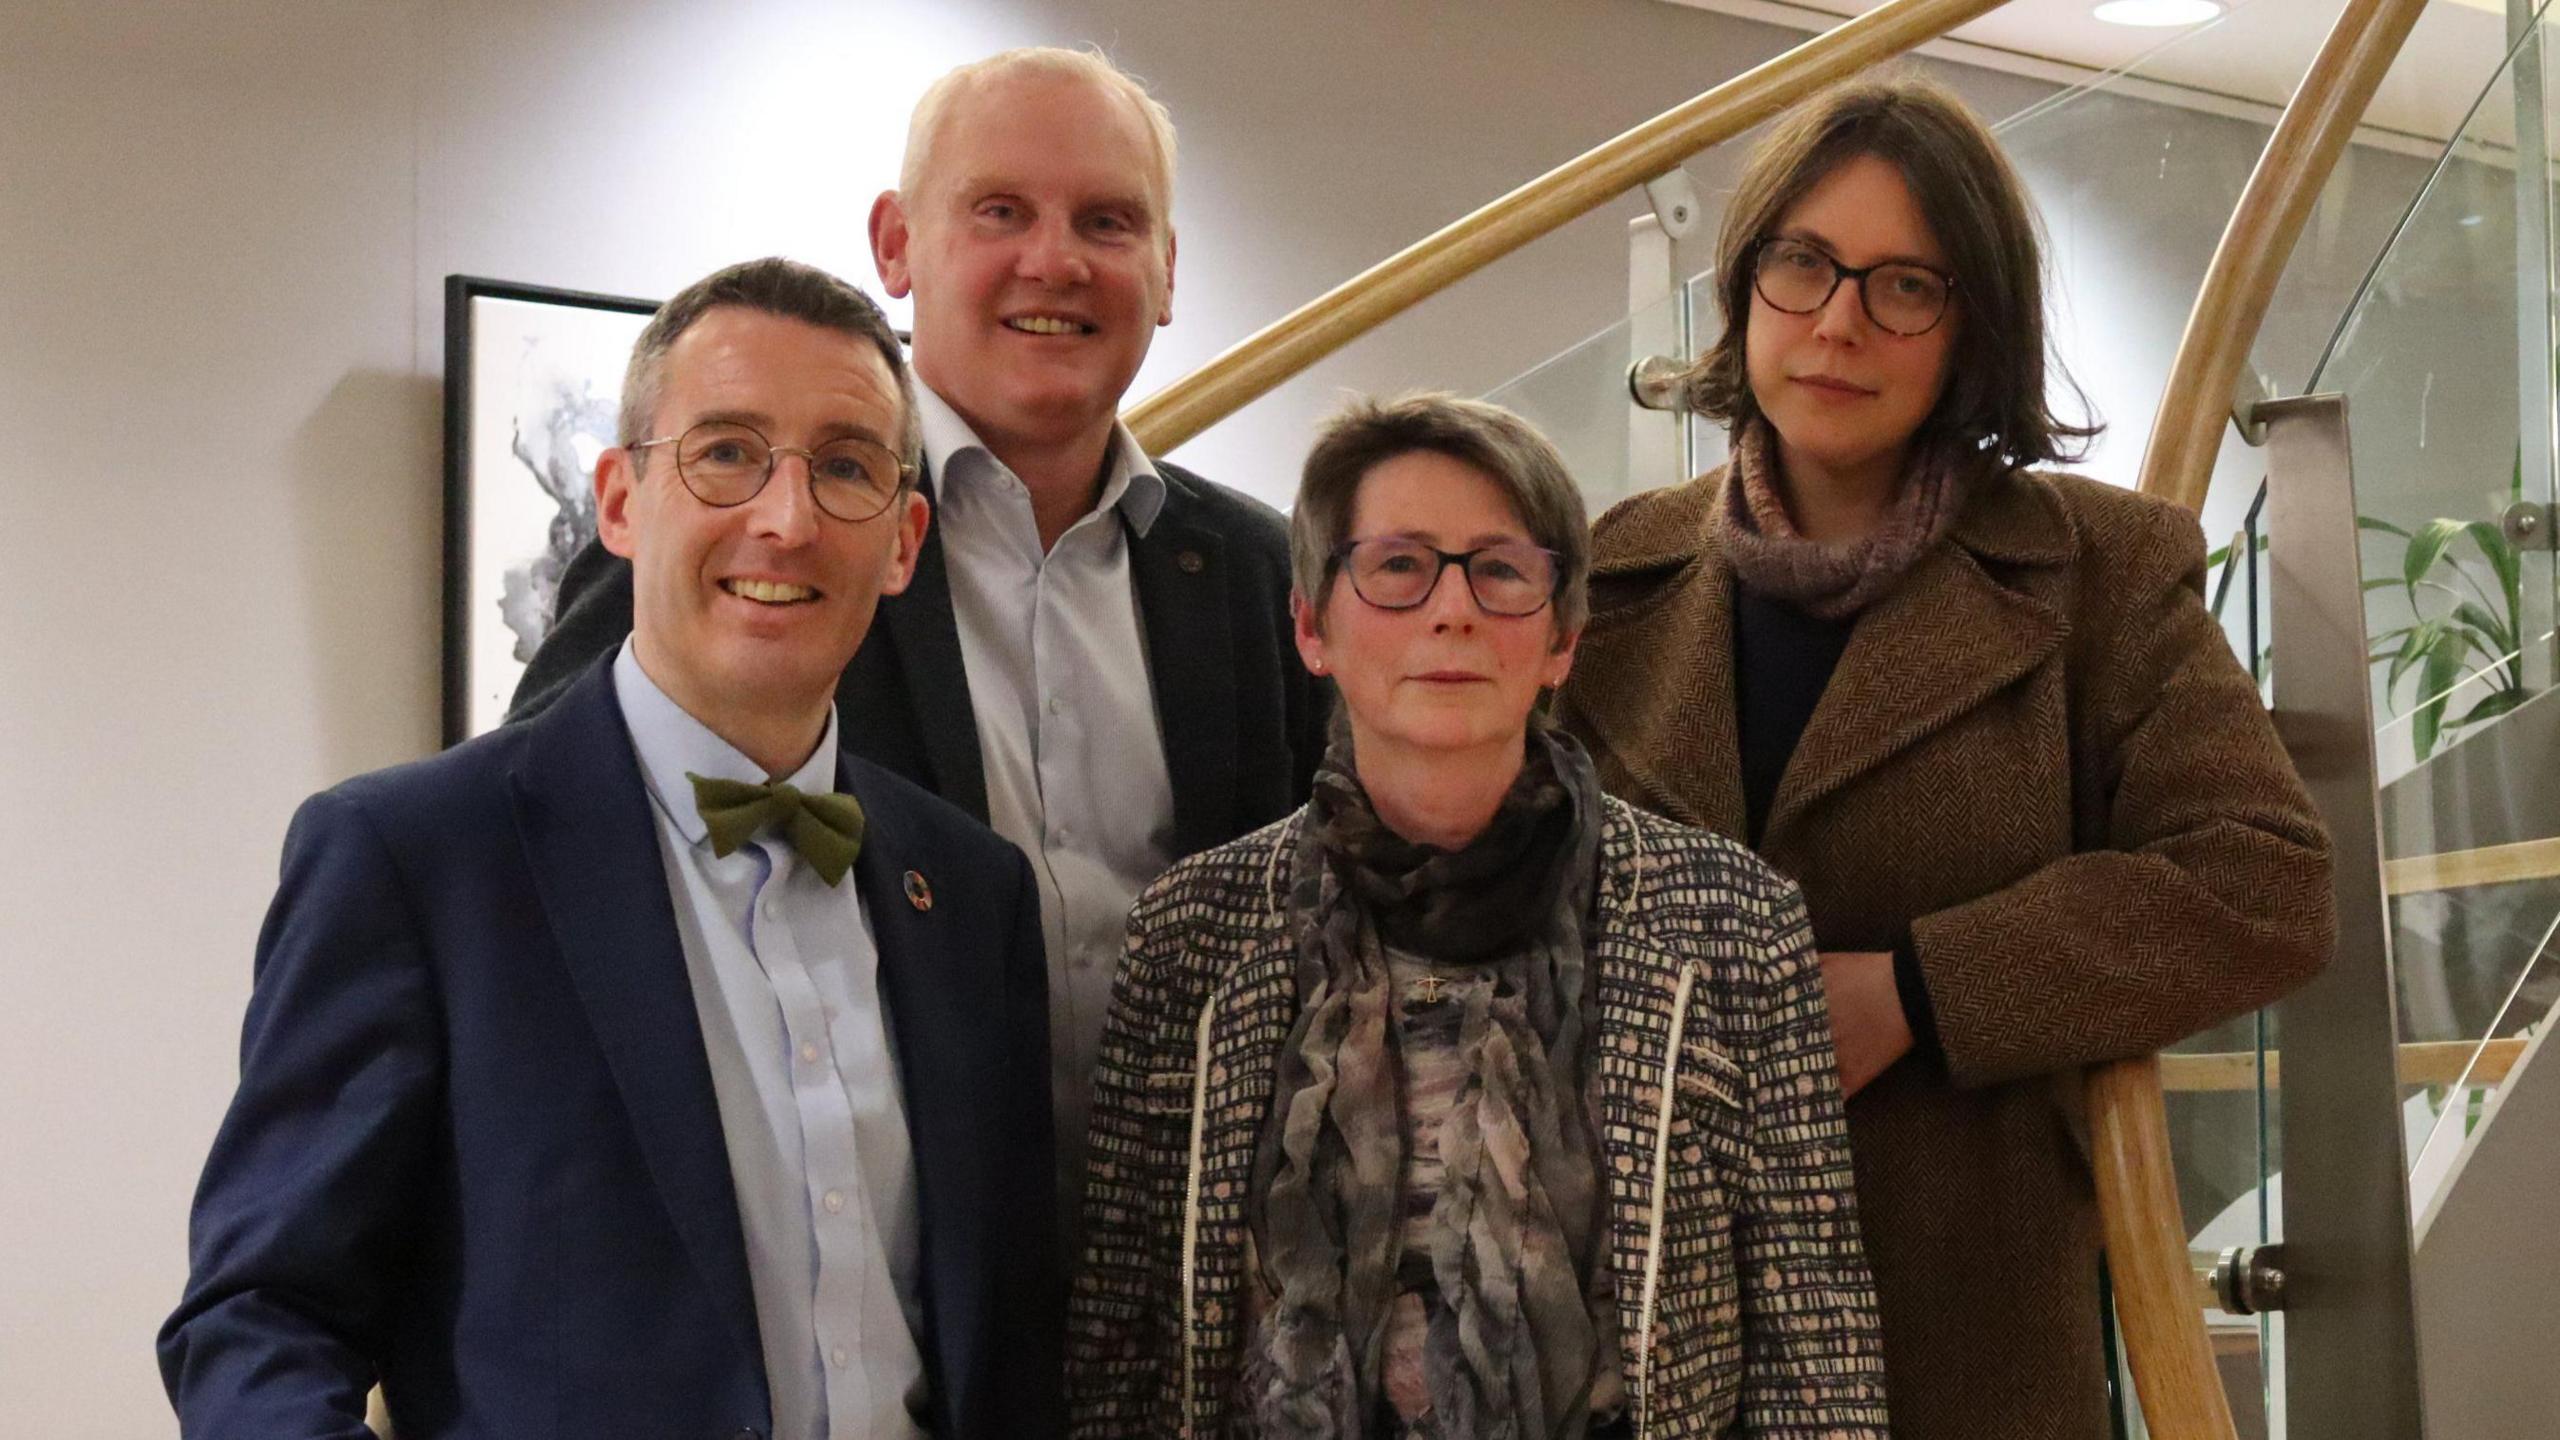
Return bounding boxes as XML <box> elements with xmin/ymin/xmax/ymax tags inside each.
<box><xmin>2093</xmin><ymin>0</ymin><xmax>2224</xmax><ymax>25</ymax></box>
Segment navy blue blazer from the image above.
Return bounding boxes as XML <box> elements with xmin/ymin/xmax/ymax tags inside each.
<box><xmin>161</xmin><ymin>657</ymin><xmax>1062</xmax><ymax>1440</ymax></box>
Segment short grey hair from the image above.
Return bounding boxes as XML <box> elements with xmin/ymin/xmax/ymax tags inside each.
<box><xmin>617</xmin><ymin>256</ymin><xmax>919</xmax><ymax>477</ymax></box>
<box><xmin>900</xmin><ymin>46</ymin><xmax>1177</xmax><ymax>231</ymax></box>
<box><xmin>1291</xmin><ymin>393</ymin><xmax>1591</xmax><ymax>644</ymax></box>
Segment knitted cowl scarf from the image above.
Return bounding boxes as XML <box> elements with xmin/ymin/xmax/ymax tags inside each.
<box><xmin>1717</xmin><ymin>415</ymin><xmax>1978</xmax><ymax>618</ymax></box>
<box><xmin>1241</xmin><ymin>717</ymin><xmax>1613</xmax><ymax>1439</ymax></box>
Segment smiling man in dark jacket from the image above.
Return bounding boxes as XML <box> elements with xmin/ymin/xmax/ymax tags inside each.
<box><xmin>512</xmin><ymin>49</ymin><xmax>1328</xmax><ymax>1232</ymax></box>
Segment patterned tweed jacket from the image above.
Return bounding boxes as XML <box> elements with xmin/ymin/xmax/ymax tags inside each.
<box><xmin>1066</xmin><ymin>797</ymin><xmax>1890</xmax><ymax>1439</ymax></box>
<box><xmin>1555</xmin><ymin>466</ymin><xmax>2335</xmax><ymax>1439</ymax></box>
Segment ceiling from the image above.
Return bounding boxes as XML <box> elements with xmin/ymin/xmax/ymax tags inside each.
<box><xmin>1666</xmin><ymin>0</ymin><xmax>2549</xmax><ymax>152</ymax></box>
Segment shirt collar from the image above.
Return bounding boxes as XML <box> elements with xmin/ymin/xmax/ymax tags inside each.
<box><xmin>914</xmin><ymin>381</ymin><xmax>1167</xmax><ymax>538</ymax></box>
<box><xmin>611</xmin><ymin>639</ymin><xmax>841</xmax><ymax>848</ymax></box>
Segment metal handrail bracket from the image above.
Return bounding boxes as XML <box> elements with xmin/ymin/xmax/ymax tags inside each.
<box><xmin>2254</xmin><ymin>392</ymin><xmax>2430</xmax><ymax>1439</ymax></box>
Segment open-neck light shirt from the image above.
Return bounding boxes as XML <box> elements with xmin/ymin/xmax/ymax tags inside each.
<box><xmin>612</xmin><ymin>641</ymin><xmax>926</xmax><ymax>1440</ymax></box>
<box><xmin>917</xmin><ymin>385</ymin><xmax>1180</xmax><ymax>1230</ymax></box>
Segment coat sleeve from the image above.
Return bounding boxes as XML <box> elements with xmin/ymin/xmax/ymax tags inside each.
<box><xmin>1912</xmin><ymin>495</ymin><xmax>2336</xmax><ymax>1088</ymax></box>
<box><xmin>1734</xmin><ymin>879</ymin><xmax>1892</xmax><ymax>1437</ymax></box>
<box><xmin>157</xmin><ymin>790</ymin><xmax>443</xmax><ymax>1439</ymax></box>
<box><xmin>1066</xmin><ymin>873</ymin><xmax>1208</xmax><ymax>1440</ymax></box>
<box><xmin>506</xmin><ymin>536</ymin><xmax>634</xmax><ymax>724</ymax></box>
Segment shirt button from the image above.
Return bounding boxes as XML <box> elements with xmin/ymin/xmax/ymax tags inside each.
<box><xmin>831</xmin><ymin>1346</ymin><xmax>849</xmax><ymax>1370</ymax></box>
<box><xmin>824</xmin><ymin>1189</ymin><xmax>845</xmax><ymax>1214</ymax></box>
<box><xmin>1046</xmin><ymin>694</ymin><xmax>1065</xmax><ymax>716</ymax></box>
<box><xmin>1054</xmin><ymin>827</ymin><xmax>1074</xmax><ymax>846</ymax></box>
<box><xmin>759</xmin><ymin>894</ymin><xmax>778</xmax><ymax>919</ymax></box>
<box><xmin>800</xmin><ymin>1042</ymin><xmax>820</xmax><ymax>1064</ymax></box>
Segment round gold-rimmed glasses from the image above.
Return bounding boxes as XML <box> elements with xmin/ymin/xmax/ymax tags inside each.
<box><xmin>627</xmin><ymin>420</ymin><xmax>914</xmax><ymax>523</ymax></box>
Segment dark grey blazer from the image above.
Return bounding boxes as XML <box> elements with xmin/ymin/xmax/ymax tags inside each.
<box><xmin>511</xmin><ymin>458</ymin><xmax>1330</xmax><ymax>860</ymax></box>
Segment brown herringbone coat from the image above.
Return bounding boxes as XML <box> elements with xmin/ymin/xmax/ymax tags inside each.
<box><xmin>1553</xmin><ymin>465</ymin><xmax>2334</xmax><ymax>1439</ymax></box>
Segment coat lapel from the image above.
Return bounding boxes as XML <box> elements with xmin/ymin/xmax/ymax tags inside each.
<box><xmin>1565</xmin><ymin>482</ymin><xmax>1747</xmax><ymax>838</ymax></box>
<box><xmin>508</xmin><ymin>660</ymin><xmax>764</xmax><ymax>1381</ymax></box>
<box><xmin>844</xmin><ymin>764</ymin><xmax>973</xmax><ymax>1252</ymax></box>
<box><xmin>875</xmin><ymin>467</ymin><xmax>991</xmax><ymax>823</ymax></box>
<box><xmin>847</xmin><ymin>759</ymin><xmax>1030</xmax><ymax>1431</ymax></box>
<box><xmin>1131</xmin><ymin>482</ymin><xmax>1238</xmax><ymax>856</ymax></box>
<box><xmin>1760</xmin><ymin>474</ymin><xmax>2071</xmax><ymax>844</ymax></box>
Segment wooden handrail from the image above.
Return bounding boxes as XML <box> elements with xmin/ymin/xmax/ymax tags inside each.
<box><xmin>1122</xmin><ymin>0</ymin><xmax>2010</xmax><ymax>457</ymax></box>
<box><xmin>2160</xmin><ymin>1037</ymin><xmax>2530</xmax><ymax>1092</ymax></box>
<box><xmin>2090</xmin><ymin>1057</ymin><xmax>2234</xmax><ymax>1431</ymax></box>
<box><xmin>2136</xmin><ymin>0</ymin><xmax>2430</xmax><ymax>516</ymax></box>
<box><xmin>2384</xmin><ymin>836</ymin><xmax>2560</xmax><ymax>895</ymax></box>
<box><xmin>2114</xmin><ymin>0</ymin><xmax>2428</xmax><ymax>1432</ymax></box>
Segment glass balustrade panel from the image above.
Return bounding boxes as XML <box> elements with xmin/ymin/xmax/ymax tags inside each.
<box><xmin>1480</xmin><ymin>286</ymin><xmax>1697</xmax><ymax>511</ymax></box>
<box><xmin>2305</xmin><ymin>5</ymin><xmax>2560</xmax><ymax>1211</ymax></box>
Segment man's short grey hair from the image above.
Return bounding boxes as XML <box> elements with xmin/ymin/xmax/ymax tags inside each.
<box><xmin>1291</xmin><ymin>393</ymin><xmax>1592</xmax><ymax>645</ymax></box>
<box><xmin>899</xmin><ymin>47</ymin><xmax>1177</xmax><ymax>229</ymax></box>
<box><xmin>617</xmin><ymin>257</ymin><xmax>920</xmax><ymax>479</ymax></box>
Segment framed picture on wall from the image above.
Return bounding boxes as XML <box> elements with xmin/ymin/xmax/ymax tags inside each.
<box><xmin>442</xmin><ymin>275</ymin><xmax>658</xmax><ymax>745</ymax></box>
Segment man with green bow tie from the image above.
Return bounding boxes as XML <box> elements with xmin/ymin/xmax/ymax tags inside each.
<box><xmin>163</xmin><ymin>257</ymin><xmax>1062</xmax><ymax>1440</ymax></box>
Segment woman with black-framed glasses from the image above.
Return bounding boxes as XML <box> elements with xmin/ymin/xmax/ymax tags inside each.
<box><xmin>1554</xmin><ymin>73</ymin><xmax>2333</xmax><ymax>1440</ymax></box>
<box><xmin>1067</xmin><ymin>392</ymin><xmax>1887</xmax><ymax>1439</ymax></box>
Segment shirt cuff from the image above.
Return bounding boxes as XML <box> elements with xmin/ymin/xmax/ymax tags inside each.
<box><xmin>1891</xmin><ymin>930</ymin><xmax>1944</xmax><ymax>1066</ymax></box>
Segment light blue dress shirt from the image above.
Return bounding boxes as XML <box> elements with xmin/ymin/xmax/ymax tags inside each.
<box><xmin>611</xmin><ymin>642</ymin><xmax>926</xmax><ymax>1440</ymax></box>
<box><xmin>918</xmin><ymin>386</ymin><xmax>1180</xmax><ymax>1230</ymax></box>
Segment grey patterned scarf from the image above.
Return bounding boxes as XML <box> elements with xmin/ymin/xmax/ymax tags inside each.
<box><xmin>1241</xmin><ymin>721</ymin><xmax>1613</xmax><ymax>1438</ymax></box>
<box><xmin>1718</xmin><ymin>415</ymin><xmax>1973</xmax><ymax>619</ymax></box>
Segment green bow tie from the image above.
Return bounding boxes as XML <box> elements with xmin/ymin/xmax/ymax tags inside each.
<box><xmin>686</xmin><ymin>773</ymin><xmax>866</xmax><ymax>886</ymax></box>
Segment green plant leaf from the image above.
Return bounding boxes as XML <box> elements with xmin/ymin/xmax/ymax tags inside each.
<box><xmin>2464</xmin><ymin>520</ymin><xmax>2522</xmax><ymax>613</ymax></box>
<box><xmin>2413</xmin><ymin>639</ymin><xmax>2467</xmax><ymax>758</ymax></box>
<box><xmin>2360</xmin><ymin>515</ymin><xmax>2414</xmax><ymax>540</ymax></box>
<box><xmin>2367</xmin><ymin>627</ymin><xmax>2419</xmax><ymax>666</ymax></box>
<box><xmin>2454</xmin><ymin>688</ymin><xmax>2528</xmax><ymax>729</ymax></box>
<box><xmin>2364</xmin><ymin>576</ymin><xmax>2407</xmax><ymax>592</ymax></box>
<box><xmin>2404</xmin><ymin>518</ymin><xmax>2467</xmax><ymax>590</ymax></box>
<box><xmin>2452</xmin><ymin>600</ymin><xmax>2517</xmax><ymax>656</ymax></box>
<box><xmin>2388</xmin><ymin>620</ymin><xmax>2444</xmax><ymax>692</ymax></box>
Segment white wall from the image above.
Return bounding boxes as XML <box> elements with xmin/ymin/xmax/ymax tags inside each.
<box><xmin>0</xmin><ymin>0</ymin><xmax>2474</xmax><ymax>1433</ymax></box>
<box><xmin>0</xmin><ymin>4</ymin><xmax>1814</xmax><ymax>1431</ymax></box>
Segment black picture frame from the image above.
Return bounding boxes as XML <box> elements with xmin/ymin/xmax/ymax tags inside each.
<box><xmin>442</xmin><ymin>275</ymin><xmax>659</xmax><ymax>746</ymax></box>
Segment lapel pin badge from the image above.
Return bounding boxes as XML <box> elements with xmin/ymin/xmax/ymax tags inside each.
<box><xmin>1177</xmin><ymin>550</ymin><xmax>1206</xmax><ymax>575</ymax></box>
<box><xmin>903</xmin><ymin>870</ymin><xmax>934</xmax><ymax>912</ymax></box>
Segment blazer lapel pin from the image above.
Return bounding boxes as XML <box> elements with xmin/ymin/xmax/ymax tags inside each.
<box><xmin>903</xmin><ymin>870</ymin><xmax>934</xmax><ymax>912</ymax></box>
